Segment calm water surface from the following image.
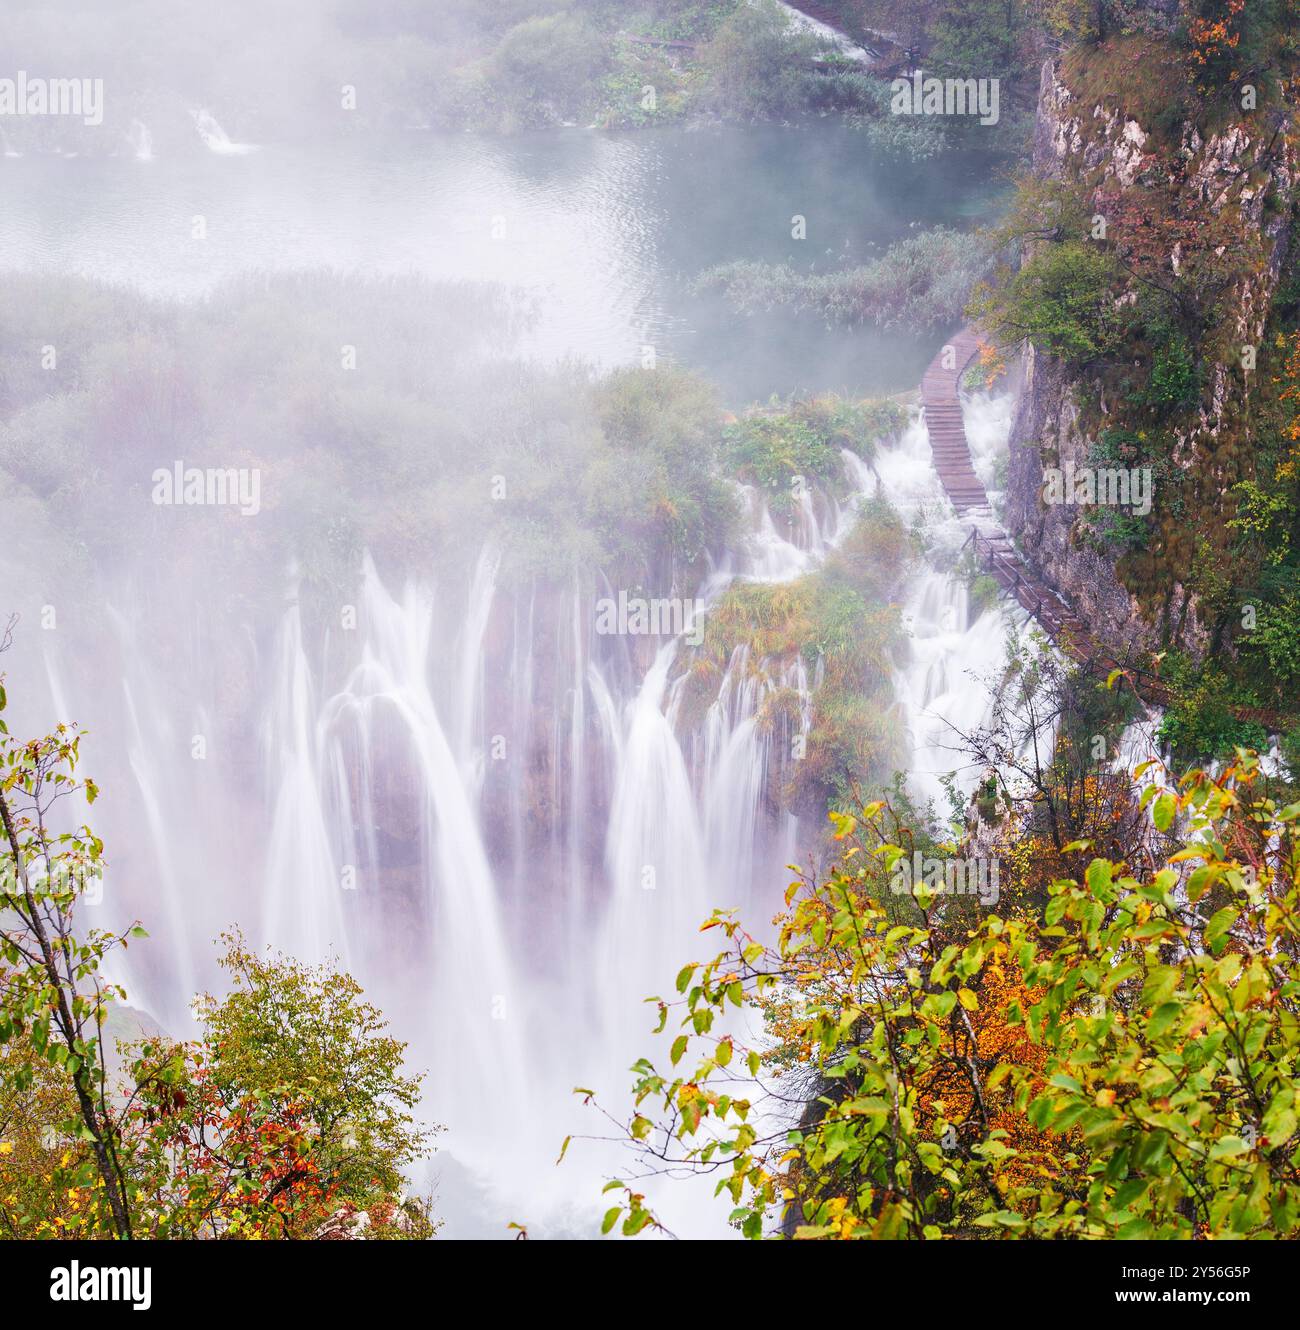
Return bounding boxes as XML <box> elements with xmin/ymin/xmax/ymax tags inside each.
<box><xmin>1</xmin><ymin>124</ymin><xmax>1006</xmax><ymax>401</ymax></box>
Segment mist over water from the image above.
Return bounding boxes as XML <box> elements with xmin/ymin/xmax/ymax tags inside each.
<box><xmin>10</xmin><ymin>408</ymin><xmax>1019</xmax><ymax>1237</ymax></box>
<box><xmin>2</xmin><ymin>105</ymin><xmax>1024</xmax><ymax>1237</ymax></box>
<box><xmin>0</xmin><ymin>125</ymin><xmax>1002</xmax><ymax>400</ymax></box>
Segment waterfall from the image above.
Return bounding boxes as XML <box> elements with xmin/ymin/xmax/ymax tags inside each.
<box><xmin>892</xmin><ymin>569</ymin><xmax>1012</xmax><ymax>811</ymax></box>
<box><xmin>309</xmin><ymin>557</ymin><xmax>526</xmax><ymax>1151</ymax></box>
<box><xmin>191</xmin><ymin>108</ymin><xmax>257</xmax><ymax>155</ymax></box>
<box><xmin>127</xmin><ymin>119</ymin><xmax>153</xmax><ymax>161</ymax></box>
<box><xmin>863</xmin><ymin>396</ymin><xmax>1030</xmax><ymax>812</ymax></box>
<box><xmin>455</xmin><ymin>545</ymin><xmax>501</xmax><ymax>793</ymax></box>
<box><xmin>598</xmin><ymin>641</ymin><xmax>710</xmax><ymax>1040</ymax></box>
<box><xmin>5</xmin><ymin>382</ymin><xmax>1030</xmax><ymax>1233</ymax></box>
<box><xmin>261</xmin><ymin>603</ymin><xmax>347</xmax><ymax>967</ymax></box>
<box><xmin>772</xmin><ymin>2</ymin><xmax>876</xmax><ymax>63</ymax></box>
<box><xmin>693</xmin><ymin>645</ymin><xmax>804</xmax><ymax>908</ymax></box>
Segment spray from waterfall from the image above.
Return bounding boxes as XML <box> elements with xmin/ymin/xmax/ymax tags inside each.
<box><xmin>127</xmin><ymin>119</ymin><xmax>153</xmax><ymax>161</ymax></box>
<box><xmin>192</xmin><ymin>108</ymin><xmax>257</xmax><ymax>155</ymax></box>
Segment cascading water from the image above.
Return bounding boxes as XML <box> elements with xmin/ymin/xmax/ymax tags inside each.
<box><xmin>774</xmin><ymin>1</ymin><xmax>876</xmax><ymax>63</ymax></box>
<box><xmin>261</xmin><ymin>602</ymin><xmax>348</xmax><ymax>969</ymax></box>
<box><xmin>599</xmin><ymin>640</ymin><xmax>711</xmax><ymax>1043</ymax></box>
<box><xmin>310</xmin><ymin>557</ymin><xmax>528</xmax><ymax>1151</ymax></box>
<box><xmin>311</xmin><ymin>388</ymin><xmax>1015</xmax><ymax>1229</ymax></box>
<box><xmin>872</xmin><ymin>397</ymin><xmax>1028</xmax><ymax>812</ymax></box>
<box><xmin>7</xmin><ymin>377</ymin><xmax>1027</xmax><ymax>1235</ymax></box>
<box><xmin>688</xmin><ymin>644</ymin><xmax>806</xmax><ymax>910</ymax></box>
<box><xmin>192</xmin><ymin>108</ymin><xmax>257</xmax><ymax>155</ymax></box>
<box><xmin>127</xmin><ymin>119</ymin><xmax>154</xmax><ymax>162</ymax></box>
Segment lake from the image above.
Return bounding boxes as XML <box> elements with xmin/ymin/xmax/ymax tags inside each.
<box><xmin>1</xmin><ymin>122</ymin><xmax>1006</xmax><ymax>402</ymax></box>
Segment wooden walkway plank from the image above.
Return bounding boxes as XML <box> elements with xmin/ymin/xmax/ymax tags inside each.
<box><xmin>918</xmin><ymin>328</ymin><xmax>1286</xmax><ymax>730</ymax></box>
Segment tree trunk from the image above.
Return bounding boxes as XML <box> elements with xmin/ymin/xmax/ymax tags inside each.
<box><xmin>0</xmin><ymin>789</ymin><xmax>134</xmax><ymax>1238</ymax></box>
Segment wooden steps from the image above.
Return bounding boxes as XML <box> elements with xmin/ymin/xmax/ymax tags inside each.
<box><xmin>918</xmin><ymin>328</ymin><xmax>1287</xmax><ymax>730</ymax></box>
<box><xmin>920</xmin><ymin>328</ymin><xmax>988</xmax><ymax>518</ymax></box>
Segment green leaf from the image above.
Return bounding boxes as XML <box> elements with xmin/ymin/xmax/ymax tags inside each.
<box><xmin>601</xmin><ymin>1206</ymin><xmax>621</xmax><ymax>1235</ymax></box>
<box><xmin>1152</xmin><ymin>792</ymin><xmax>1176</xmax><ymax>832</ymax></box>
<box><xmin>1263</xmin><ymin>1108</ymin><xmax>1296</xmax><ymax>1149</ymax></box>
<box><xmin>1147</xmin><ymin>1001</ymin><xmax>1181</xmax><ymax>1039</ymax></box>
<box><xmin>1141</xmin><ymin>967</ymin><xmax>1180</xmax><ymax>1009</ymax></box>
<box><xmin>1204</xmin><ymin>907</ymin><xmax>1237</xmax><ymax>954</ymax></box>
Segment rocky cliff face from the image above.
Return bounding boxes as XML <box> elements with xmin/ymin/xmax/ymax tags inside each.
<box><xmin>1005</xmin><ymin>53</ymin><xmax>1296</xmax><ymax>660</ymax></box>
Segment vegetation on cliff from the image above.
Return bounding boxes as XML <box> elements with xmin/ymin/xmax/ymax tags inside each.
<box><xmin>684</xmin><ymin>496</ymin><xmax>915</xmax><ymax>817</ymax></box>
<box><xmin>971</xmin><ymin>5</ymin><xmax>1300</xmax><ymax>744</ymax></box>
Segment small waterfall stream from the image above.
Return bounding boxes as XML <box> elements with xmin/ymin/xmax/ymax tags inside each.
<box><xmin>192</xmin><ymin>108</ymin><xmax>257</xmax><ymax>155</ymax></box>
<box><xmin>127</xmin><ymin>119</ymin><xmax>154</xmax><ymax>161</ymax></box>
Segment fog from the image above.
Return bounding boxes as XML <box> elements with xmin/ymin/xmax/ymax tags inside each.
<box><xmin>1</xmin><ymin>0</ymin><xmax>1021</xmax><ymax>1238</ymax></box>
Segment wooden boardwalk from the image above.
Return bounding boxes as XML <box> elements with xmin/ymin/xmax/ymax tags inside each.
<box><xmin>920</xmin><ymin>329</ymin><xmax>1283</xmax><ymax>728</ymax></box>
<box><xmin>920</xmin><ymin>326</ymin><xmax>994</xmax><ymax>519</ymax></box>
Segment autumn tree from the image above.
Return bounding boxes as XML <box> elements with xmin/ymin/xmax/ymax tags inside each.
<box><xmin>123</xmin><ymin>934</ymin><xmax>437</xmax><ymax>1239</ymax></box>
<box><xmin>583</xmin><ymin>750</ymin><xmax>1300</xmax><ymax>1238</ymax></box>
<box><xmin>0</xmin><ymin>649</ymin><xmax>437</xmax><ymax>1240</ymax></box>
<box><xmin>0</xmin><ymin>617</ymin><xmax>139</xmax><ymax>1238</ymax></box>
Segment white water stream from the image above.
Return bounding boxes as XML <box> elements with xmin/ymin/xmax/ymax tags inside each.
<box><xmin>16</xmin><ymin>388</ymin><xmax>1022</xmax><ymax>1236</ymax></box>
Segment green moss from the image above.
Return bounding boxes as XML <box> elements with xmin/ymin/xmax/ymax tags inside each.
<box><xmin>724</xmin><ymin>396</ymin><xmax>904</xmax><ymax>515</ymax></box>
<box><xmin>702</xmin><ymin>579</ymin><xmax>820</xmax><ymax>663</ymax></box>
<box><xmin>694</xmin><ymin>499</ymin><xmax>912</xmax><ymax>816</ymax></box>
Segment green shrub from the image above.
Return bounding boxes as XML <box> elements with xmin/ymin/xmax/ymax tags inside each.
<box><xmin>1243</xmin><ymin>588</ymin><xmax>1300</xmax><ymax>692</ymax></box>
<box><xmin>974</xmin><ymin>240</ymin><xmax>1130</xmax><ymax>365</ymax></box>
<box><xmin>696</xmin><ymin>0</ymin><xmax>832</xmax><ymax>120</ymax></box>
<box><xmin>1142</xmin><ymin>327</ymin><xmax>1200</xmax><ymax>412</ymax></box>
<box><xmin>700</xmin><ymin>227</ymin><xmax>989</xmax><ymax>331</ymax></box>
<box><xmin>969</xmin><ymin>571</ymin><xmax>1000</xmax><ymax>616</ymax></box>
<box><xmin>1156</xmin><ymin>659</ymin><xmax>1270</xmax><ymax>764</ymax></box>
<box><xmin>1282</xmin><ymin>722</ymin><xmax>1300</xmax><ymax>778</ymax></box>
<box><xmin>484</xmin><ymin>13</ymin><xmax>611</xmax><ymax>125</ymax></box>
<box><xmin>724</xmin><ymin>396</ymin><xmax>904</xmax><ymax>514</ymax></box>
